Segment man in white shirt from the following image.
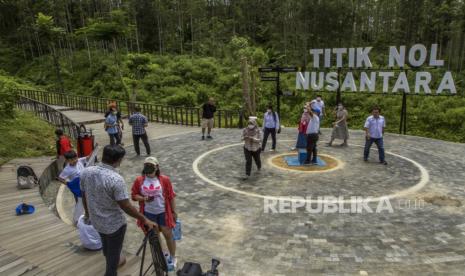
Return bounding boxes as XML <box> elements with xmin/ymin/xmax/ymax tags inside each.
<box><xmin>363</xmin><ymin>106</ymin><xmax>387</xmax><ymax>165</ymax></box>
<box><xmin>305</xmin><ymin>110</ymin><xmax>320</xmax><ymax>164</ymax></box>
<box><xmin>311</xmin><ymin>95</ymin><xmax>325</xmax><ymax>134</ymax></box>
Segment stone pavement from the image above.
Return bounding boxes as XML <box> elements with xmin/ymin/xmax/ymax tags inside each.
<box><xmin>61</xmin><ymin>127</ymin><xmax>465</xmax><ymax>275</ymax></box>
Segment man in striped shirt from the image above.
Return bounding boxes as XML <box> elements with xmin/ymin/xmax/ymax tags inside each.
<box><xmin>129</xmin><ymin>106</ymin><xmax>151</xmax><ymax>156</ymax></box>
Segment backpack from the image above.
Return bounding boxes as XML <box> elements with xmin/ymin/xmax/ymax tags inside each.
<box><xmin>176</xmin><ymin>262</ymin><xmax>203</xmax><ymax>276</ymax></box>
<box><xmin>272</xmin><ymin>112</ymin><xmax>281</xmax><ymax>134</ymax></box>
<box><xmin>17</xmin><ymin>166</ymin><xmax>38</xmax><ymax>189</ymax></box>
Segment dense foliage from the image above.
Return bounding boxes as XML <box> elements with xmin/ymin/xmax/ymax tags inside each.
<box><xmin>0</xmin><ymin>0</ymin><xmax>464</xmax><ymax>142</ymax></box>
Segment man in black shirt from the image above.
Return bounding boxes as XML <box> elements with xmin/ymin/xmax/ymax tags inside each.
<box><xmin>201</xmin><ymin>98</ymin><xmax>216</xmax><ymax>140</ymax></box>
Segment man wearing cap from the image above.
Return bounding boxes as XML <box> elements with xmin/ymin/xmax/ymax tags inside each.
<box><xmin>131</xmin><ymin>156</ymin><xmax>178</xmax><ymax>270</ymax></box>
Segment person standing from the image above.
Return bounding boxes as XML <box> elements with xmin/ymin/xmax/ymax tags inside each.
<box><xmin>363</xmin><ymin>106</ymin><xmax>387</xmax><ymax>165</ymax></box>
<box><xmin>131</xmin><ymin>157</ymin><xmax>178</xmax><ymax>270</ymax></box>
<box><xmin>296</xmin><ymin>106</ymin><xmax>311</xmax><ymax>149</ymax></box>
<box><xmin>55</xmin><ymin>129</ymin><xmax>73</xmax><ymax>158</ymax></box>
<box><xmin>201</xmin><ymin>98</ymin><xmax>216</xmax><ymax>140</ymax></box>
<box><xmin>105</xmin><ymin>103</ymin><xmax>124</xmax><ymax>145</ymax></box>
<box><xmin>328</xmin><ymin>103</ymin><xmax>349</xmax><ymax>147</ymax></box>
<box><xmin>262</xmin><ymin>105</ymin><xmax>280</xmax><ymax>152</ymax></box>
<box><xmin>80</xmin><ymin>145</ymin><xmax>156</xmax><ymax>276</ymax></box>
<box><xmin>305</xmin><ymin>109</ymin><xmax>320</xmax><ymax>165</ymax></box>
<box><xmin>242</xmin><ymin>117</ymin><xmax>262</xmax><ymax>180</ymax></box>
<box><xmin>129</xmin><ymin>106</ymin><xmax>151</xmax><ymax>156</ymax></box>
<box><xmin>311</xmin><ymin>95</ymin><xmax>325</xmax><ymax>133</ymax></box>
<box><xmin>105</xmin><ymin>109</ymin><xmax>122</xmax><ymax>146</ymax></box>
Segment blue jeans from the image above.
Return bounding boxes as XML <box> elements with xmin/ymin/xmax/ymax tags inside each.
<box><xmin>144</xmin><ymin>211</ymin><xmax>166</xmax><ymax>227</ymax></box>
<box><xmin>364</xmin><ymin>137</ymin><xmax>385</xmax><ymax>162</ymax></box>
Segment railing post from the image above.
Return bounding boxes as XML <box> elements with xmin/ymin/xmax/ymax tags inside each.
<box><xmin>218</xmin><ymin>111</ymin><xmax>222</xmax><ymax>128</ymax></box>
<box><xmin>238</xmin><ymin>109</ymin><xmax>244</xmax><ymax>129</ymax></box>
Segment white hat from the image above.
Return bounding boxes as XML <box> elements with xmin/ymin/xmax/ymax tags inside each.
<box><xmin>144</xmin><ymin>156</ymin><xmax>159</xmax><ymax>166</ymax></box>
<box><xmin>248</xmin><ymin>116</ymin><xmax>257</xmax><ymax>121</ymax></box>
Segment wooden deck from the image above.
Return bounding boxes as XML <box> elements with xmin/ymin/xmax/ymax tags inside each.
<box><xmin>0</xmin><ymin>157</ymin><xmax>145</xmax><ymax>276</ymax></box>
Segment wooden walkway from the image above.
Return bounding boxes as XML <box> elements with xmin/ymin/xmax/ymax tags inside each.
<box><xmin>0</xmin><ymin>104</ymin><xmax>198</xmax><ymax>275</ymax></box>
<box><xmin>0</xmin><ymin>156</ymin><xmax>163</xmax><ymax>275</ymax></box>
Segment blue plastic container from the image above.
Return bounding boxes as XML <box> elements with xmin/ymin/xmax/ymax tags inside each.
<box><xmin>172</xmin><ymin>219</ymin><xmax>182</xmax><ymax>241</ymax></box>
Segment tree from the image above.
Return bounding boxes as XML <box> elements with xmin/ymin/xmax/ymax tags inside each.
<box><xmin>34</xmin><ymin>12</ymin><xmax>66</xmax><ymax>92</ymax></box>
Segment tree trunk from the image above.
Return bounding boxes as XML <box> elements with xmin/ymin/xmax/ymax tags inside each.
<box><xmin>50</xmin><ymin>44</ymin><xmax>65</xmax><ymax>93</ymax></box>
<box><xmin>190</xmin><ymin>12</ymin><xmax>194</xmax><ymax>56</ymax></box>
<box><xmin>240</xmin><ymin>57</ymin><xmax>252</xmax><ymax>115</ymax></box>
<box><xmin>250</xmin><ymin>63</ymin><xmax>257</xmax><ymax>116</ymax></box>
<box><xmin>112</xmin><ymin>38</ymin><xmax>129</xmax><ymax>97</ymax></box>
<box><xmin>157</xmin><ymin>0</ymin><xmax>163</xmax><ymax>55</ymax></box>
<box><xmin>135</xmin><ymin>17</ymin><xmax>141</xmax><ymax>53</ymax></box>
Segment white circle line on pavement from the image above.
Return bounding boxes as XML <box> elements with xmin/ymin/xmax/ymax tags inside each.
<box><xmin>192</xmin><ymin>140</ymin><xmax>430</xmax><ymax>204</ymax></box>
<box><xmin>56</xmin><ymin>184</ymin><xmax>74</xmax><ymax>226</ymax></box>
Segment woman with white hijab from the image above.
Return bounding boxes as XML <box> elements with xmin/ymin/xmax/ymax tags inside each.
<box><xmin>242</xmin><ymin>117</ymin><xmax>262</xmax><ymax>180</ymax></box>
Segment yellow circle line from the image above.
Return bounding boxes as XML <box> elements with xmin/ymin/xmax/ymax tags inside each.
<box><xmin>192</xmin><ymin>140</ymin><xmax>430</xmax><ymax>204</ymax></box>
<box><xmin>267</xmin><ymin>153</ymin><xmax>345</xmax><ymax>173</ymax></box>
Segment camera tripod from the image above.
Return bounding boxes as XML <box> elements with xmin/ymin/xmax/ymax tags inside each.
<box><xmin>136</xmin><ymin>229</ymin><xmax>168</xmax><ymax>276</ymax></box>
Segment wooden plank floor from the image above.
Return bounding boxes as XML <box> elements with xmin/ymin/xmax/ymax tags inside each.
<box><xmin>0</xmin><ymin>157</ymin><xmax>146</xmax><ymax>276</ymax></box>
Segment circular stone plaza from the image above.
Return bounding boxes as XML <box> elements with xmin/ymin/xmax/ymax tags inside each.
<box><xmin>55</xmin><ymin>127</ymin><xmax>465</xmax><ymax>275</ymax></box>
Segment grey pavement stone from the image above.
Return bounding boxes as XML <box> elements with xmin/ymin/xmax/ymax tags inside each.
<box><xmin>59</xmin><ymin>128</ymin><xmax>465</xmax><ymax>275</ymax></box>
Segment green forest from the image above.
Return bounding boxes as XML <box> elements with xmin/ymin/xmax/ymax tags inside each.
<box><xmin>1</xmin><ymin>0</ymin><xmax>465</xmax><ymax>142</ymax></box>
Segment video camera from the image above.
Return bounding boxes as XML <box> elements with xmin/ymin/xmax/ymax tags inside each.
<box><xmin>177</xmin><ymin>258</ymin><xmax>221</xmax><ymax>276</ymax></box>
<box><xmin>203</xmin><ymin>258</ymin><xmax>220</xmax><ymax>276</ymax></box>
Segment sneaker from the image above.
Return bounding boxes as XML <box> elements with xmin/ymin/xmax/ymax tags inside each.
<box><xmin>364</xmin><ymin>158</ymin><xmax>368</xmax><ymax>162</ymax></box>
<box><xmin>166</xmin><ymin>256</ymin><xmax>175</xmax><ymax>271</ymax></box>
<box><xmin>340</xmin><ymin>143</ymin><xmax>348</xmax><ymax>147</ymax></box>
<box><xmin>201</xmin><ymin>136</ymin><xmax>205</xmax><ymax>140</ymax></box>
<box><xmin>242</xmin><ymin>175</ymin><xmax>249</xmax><ymax>181</ymax></box>
<box><xmin>269</xmin><ymin>149</ymin><xmax>275</xmax><ymax>152</ymax></box>
<box><xmin>172</xmin><ymin>256</ymin><xmax>177</xmax><ymax>268</ymax></box>
<box><xmin>326</xmin><ymin>142</ymin><xmax>332</xmax><ymax>147</ymax></box>
<box><xmin>207</xmin><ymin>135</ymin><xmax>213</xmax><ymax>139</ymax></box>
<box><xmin>381</xmin><ymin>161</ymin><xmax>388</xmax><ymax>165</ymax></box>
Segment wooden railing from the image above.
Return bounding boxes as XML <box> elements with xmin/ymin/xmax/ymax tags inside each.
<box><xmin>16</xmin><ymin>89</ymin><xmax>244</xmax><ymax>128</ymax></box>
<box><xmin>16</xmin><ymin>95</ymin><xmax>80</xmax><ymax>140</ymax></box>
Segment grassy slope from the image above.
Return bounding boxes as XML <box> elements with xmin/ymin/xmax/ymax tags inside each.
<box><xmin>0</xmin><ymin>109</ymin><xmax>56</xmax><ymax>165</ymax></box>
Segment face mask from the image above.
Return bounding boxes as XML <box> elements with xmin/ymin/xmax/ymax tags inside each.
<box><xmin>248</xmin><ymin>125</ymin><xmax>254</xmax><ymax>129</ymax></box>
<box><xmin>142</xmin><ymin>164</ymin><xmax>156</xmax><ymax>175</ymax></box>
<box><xmin>267</xmin><ymin>109</ymin><xmax>272</xmax><ymax>113</ymax></box>
<box><xmin>112</xmin><ymin>111</ymin><xmax>117</xmax><ymax>115</ymax></box>
<box><xmin>303</xmin><ymin>109</ymin><xmax>308</xmax><ymax>113</ymax></box>
<box><xmin>338</xmin><ymin>106</ymin><xmax>343</xmax><ymax>110</ymax></box>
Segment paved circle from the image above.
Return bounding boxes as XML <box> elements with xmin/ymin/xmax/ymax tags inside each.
<box><xmin>115</xmin><ymin>129</ymin><xmax>465</xmax><ymax>275</ymax></box>
<box><xmin>192</xmin><ymin>140</ymin><xmax>429</xmax><ymax>204</ymax></box>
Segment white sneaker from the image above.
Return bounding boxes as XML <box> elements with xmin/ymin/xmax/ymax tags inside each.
<box><xmin>269</xmin><ymin>149</ymin><xmax>275</xmax><ymax>152</ymax></box>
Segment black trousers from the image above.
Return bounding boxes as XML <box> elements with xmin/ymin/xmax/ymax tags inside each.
<box><xmin>109</xmin><ymin>133</ymin><xmax>121</xmax><ymax>145</ymax></box>
<box><xmin>99</xmin><ymin>224</ymin><xmax>127</xmax><ymax>276</ymax></box>
<box><xmin>306</xmin><ymin>133</ymin><xmax>319</xmax><ymax>163</ymax></box>
<box><xmin>262</xmin><ymin>128</ymin><xmax>277</xmax><ymax>150</ymax></box>
<box><xmin>133</xmin><ymin>133</ymin><xmax>151</xmax><ymax>155</ymax></box>
<box><xmin>244</xmin><ymin>147</ymin><xmax>261</xmax><ymax>176</ymax></box>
